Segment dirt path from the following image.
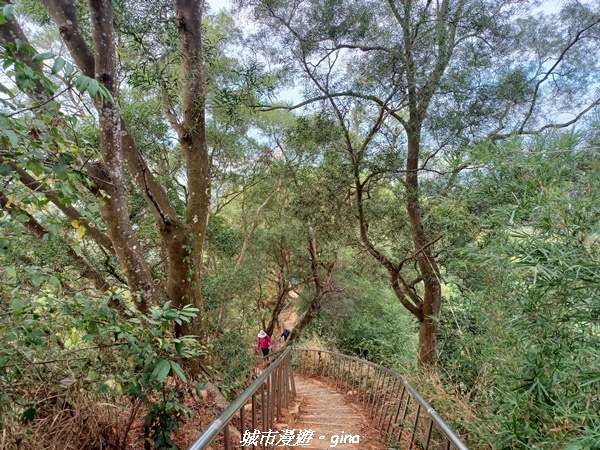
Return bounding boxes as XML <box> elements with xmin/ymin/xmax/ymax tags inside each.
<box><xmin>272</xmin><ymin>291</ymin><xmax>298</xmax><ymax>351</ymax></box>
<box><xmin>280</xmin><ymin>290</ymin><xmax>298</xmax><ymax>330</ymax></box>
<box><xmin>272</xmin><ymin>291</ymin><xmax>384</xmax><ymax>449</ymax></box>
<box><xmin>290</xmin><ymin>376</ymin><xmax>386</xmax><ymax>450</ymax></box>
<box><xmin>255</xmin><ymin>291</ymin><xmax>386</xmax><ymax>449</ymax></box>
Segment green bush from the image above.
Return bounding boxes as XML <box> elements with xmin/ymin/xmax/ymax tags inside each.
<box><xmin>0</xmin><ymin>265</ymin><xmax>206</xmax><ymax>449</ymax></box>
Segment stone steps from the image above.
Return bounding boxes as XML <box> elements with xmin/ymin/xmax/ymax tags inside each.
<box><xmin>283</xmin><ymin>376</ymin><xmax>384</xmax><ymax>450</ymax></box>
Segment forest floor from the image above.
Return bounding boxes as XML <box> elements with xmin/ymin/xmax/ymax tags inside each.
<box><xmin>118</xmin><ymin>387</ymin><xmax>223</xmax><ymax>449</ymax></box>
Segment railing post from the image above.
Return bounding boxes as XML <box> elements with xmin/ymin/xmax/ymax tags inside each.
<box><xmin>388</xmin><ymin>385</ymin><xmax>406</xmax><ymax>439</ymax></box>
<box><xmin>267</xmin><ymin>371</ymin><xmax>273</xmax><ymax>429</ymax></box>
<box><xmin>271</xmin><ymin>368</ymin><xmax>277</xmax><ymax>428</ymax></box>
<box><xmin>252</xmin><ymin>392</ymin><xmax>257</xmax><ymax>432</ymax></box>
<box><xmin>261</xmin><ymin>381</ymin><xmax>266</xmax><ymax>435</ymax></box>
<box><xmin>317</xmin><ymin>350</ymin><xmax>322</xmax><ymax>377</ymax></box>
<box><xmin>397</xmin><ymin>394</ymin><xmax>411</xmax><ymax>443</ymax></box>
<box><xmin>277</xmin><ymin>362</ymin><xmax>283</xmax><ymax>419</ymax></box>
<box><xmin>272</xmin><ymin>366</ymin><xmax>277</xmax><ymax>423</ymax></box>
<box><xmin>283</xmin><ymin>356</ymin><xmax>289</xmax><ymax>409</ymax></box>
<box><xmin>240</xmin><ymin>404</ymin><xmax>246</xmax><ymax>449</ymax></box>
<box><xmin>289</xmin><ymin>354</ymin><xmax>296</xmax><ymax>398</ymax></box>
<box><xmin>338</xmin><ymin>356</ymin><xmax>344</xmax><ymax>391</ymax></box>
<box><xmin>340</xmin><ymin>355</ymin><xmax>345</xmax><ymax>390</ymax></box>
<box><xmin>368</xmin><ymin>368</ymin><xmax>383</xmax><ymax>415</ymax></box>
<box><xmin>343</xmin><ymin>357</ymin><xmax>349</xmax><ymax>391</ymax></box>
<box><xmin>373</xmin><ymin>373</ymin><xmax>390</xmax><ymax>424</ymax></box>
<box><xmin>354</xmin><ymin>361</ymin><xmax>362</xmax><ymax>402</ymax></box>
<box><xmin>377</xmin><ymin>377</ymin><xmax>396</xmax><ymax>430</ymax></box>
<box><xmin>335</xmin><ymin>355</ymin><xmax>344</xmax><ymax>391</ymax></box>
<box><xmin>332</xmin><ymin>354</ymin><xmax>338</xmax><ymax>390</ymax></box>
<box><xmin>408</xmin><ymin>403</ymin><xmax>421</xmax><ymax>450</ymax></box>
<box><xmin>361</xmin><ymin>364</ymin><xmax>370</xmax><ymax>405</ymax></box>
<box><xmin>345</xmin><ymin>357</ymin><xmax>352</xmax><ymax>391</ymax></box>
<box><xmin>223</xmin><ymin>423</ymin><xmax>231</xmax><ymax>450</ymax></box>
<box><xmin>424</xmin><ymin>417</ymin><xmax>434</xmax><ymax>449</ymax></box>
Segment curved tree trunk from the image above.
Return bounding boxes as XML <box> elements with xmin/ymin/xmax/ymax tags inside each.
<box><xmin>418</xmin><ymin>278</ymin><xmax>441</xmax><ymax>366</ymax></box>
<box><xmin>288</xmin><ymin>296</ymin><xmax>322</xmax><ymax>344</ymax></box>
<box><xmin>265</xmin><ymin>270</ymin><xmax>292</xmax><ymax>337</ymax></box>
<box><xmin>288</xmin><ymin>231</ymin><xmax>337</xmax><ymax>343</ymax></box>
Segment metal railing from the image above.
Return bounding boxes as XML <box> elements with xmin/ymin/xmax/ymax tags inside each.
<box><xmin>294</xmin><ymin>349</ymin><xmax>469</xmax><ymax>450</ymax></box>
<box><xmin>189</xmin><ymin>346</ymin><xmax>468</xmax><ymax>450</ymax></box>
<box><xmin>188</xmin><ymin>347</ymin><xmax>295</xmax><ymax>450</ymax></box>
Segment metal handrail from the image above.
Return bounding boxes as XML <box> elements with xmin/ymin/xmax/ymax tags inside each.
<box><xmin>295</xmin><ymin>348</ymin><xmax>469</xmax><ymax>450</ymax></box>
<box><xmin>188</xmin><ymin>347</ymin><xmax>295</xmax><ymax>450</ymax></box>
<box><xmin>189</xmin><ymin>346</ymin><xmax>469</xmax><ymax>450</ymax></box>
<box><xmin>252</xmin><ymin>345</ymin><xmax>288</xmax><ymax>361</ymax></box>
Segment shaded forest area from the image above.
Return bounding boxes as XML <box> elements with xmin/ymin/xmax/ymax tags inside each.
<box><xmin>0</xmin><ymin>0</ymin><xmax>598</xmax><ymax>448</ymax></box>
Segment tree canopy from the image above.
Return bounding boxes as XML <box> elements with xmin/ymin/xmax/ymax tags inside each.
<box><xmin>0</xmin><ymin>0</ymin><xmax>598</xmax><ymax>448</ymax></box>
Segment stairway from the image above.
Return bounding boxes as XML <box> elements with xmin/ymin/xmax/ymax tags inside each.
<box><xmin>188</xmin><ymin>348</ymin><xmax>468</xmax><ymax>450</ymax></box>
<box><xmin>288</xmin><ymin>376</ymin><xmax>386</xmax><ymax>450</ymax></box>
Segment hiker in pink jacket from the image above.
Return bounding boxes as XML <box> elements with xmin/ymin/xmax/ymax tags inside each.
<box><xmin>257</xmin><ymin>330</ymin><xmax>272</xmax><ymax>357</ymax></box>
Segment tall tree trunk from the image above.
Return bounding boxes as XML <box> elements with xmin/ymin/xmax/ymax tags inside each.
<box><xmin>172</xmin><ymin>0</ymin><xmax>211</xmax><ymax>339</ymax></box>
<box><xmin>42</xmin><ymin>0</ymin><xmax>208</xmax><ymax>325</ymax></box>
<box><xmin>418</xmin><ymin>281</ymin><xmax>441</xmax><ymax>365</ymax></box>
<box><xmin>88</xmin><ymin>0</ymin><xmax>156</xmax><ymax>312</ymax></box>
<box><xmin>406</xmin><ymin>133</ymin><xmax>441</xmax><ymax>366</ymax></box>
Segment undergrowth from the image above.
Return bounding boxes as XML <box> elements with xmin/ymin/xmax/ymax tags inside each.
<box><xmin>0</xmin><ymin>267</ymin><xmax>209</xmax><ymax>449</ymax></box>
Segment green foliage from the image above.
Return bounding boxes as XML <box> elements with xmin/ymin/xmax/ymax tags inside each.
<box><xmin>0</xmin><ymin>265</ymin><xmax>206</xmax><ymax>449</ymax></box>
<box><xmin>211</xmin><ymin>330</ymin><xmax>254</xmax><ymax>400</ymax></box>
<box><xmin>0</xmin><ymin>4</ymin><xmax>15</xmax><ymax>23</ymax></box>
<box><xmin>310</xmin><ymin>261</ymin><xmax>418</xmax><ymax>371</ymax></box>
<box><xmin>2</xmin><ymin>1</ymin><xmax>599</xmax><ymax>448</ymax></box>
<box><xmin>207</xmin><ymin>215</ymin><xmax>243</xmax><ymax>259</ymax></box>
<box><xmin>438</xmin><ymin>132</ymin><xmax>600</xmax><ymax>448</ymax></box>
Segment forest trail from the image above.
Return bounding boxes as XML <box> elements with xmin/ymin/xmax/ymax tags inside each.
<box><xmin>279</xmin><ymin>291</ymin><xmax>298</xmax><ymax>333</ymax></box>
<box><xmin>271</xmin><ymin>290</ymin><xmax>298</xmax><ymax>352</ymax></box>
<box><xmin>273</xmin><ymin>290</ymin><xmax>383</xmax><ymax>448</ymax></box>
<box><xmin>285</xmin><ymin>376</ymin><xmax>386</xmax><ymax>450</ymax></box>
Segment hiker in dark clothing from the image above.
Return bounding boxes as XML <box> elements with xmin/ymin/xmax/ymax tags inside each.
<box><xmin>280</xmin><ymin>329</ymin><xmax>291</xmax><ymax>341</ymax></box>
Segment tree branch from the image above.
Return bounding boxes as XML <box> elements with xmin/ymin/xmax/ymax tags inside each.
<box><xmin>390</xmin><ymin>272</ymin><xmax>422</xmax><ymax>319</ymax></box>
<box><xmin>518</xmin><ymin>17</ymin><xmax>600</xmax><ymax>134</ymax></box>
<box><xmin>42</xmin><ymin>0</ymin><xmax>181</xmax><ymax>228</ymax></box>
<box><xmin>255</xmin><ymin>91</ymin><xmax>408</xmax><ymax>128</ymax></box>
<box><xmin>0</xmin><ymin>156</ymin><xmax>115</xmax><ymax>253</ymax></box>
<box><xmin>398</xmin><ymin>235</ymin><xmax>443</xmax><ymax>271</ymax></box>
<box><xmin>0</xmin><ymin>190</ymin><xmax>118</xmax><ymax>302</ymax></box>
<box><xmin>88</xmin><ymin>0</ymin><xmax>155</xmax><ymax>312</ymax></box>
<box><xmin>492</xmin><ymin>97</ymin><xmax>600</xmax><ymax>140</ymax></box>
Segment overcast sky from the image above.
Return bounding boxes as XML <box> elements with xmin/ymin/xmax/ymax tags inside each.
<box><xmin>207</xmin><ymin>0</ymin><xmax>231</xmax><ymax>14</ymax></box>
<box><xmin>207</xmin><ymin>0</ymin><xmax>569</xmax><ymax>15</ymax></box>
